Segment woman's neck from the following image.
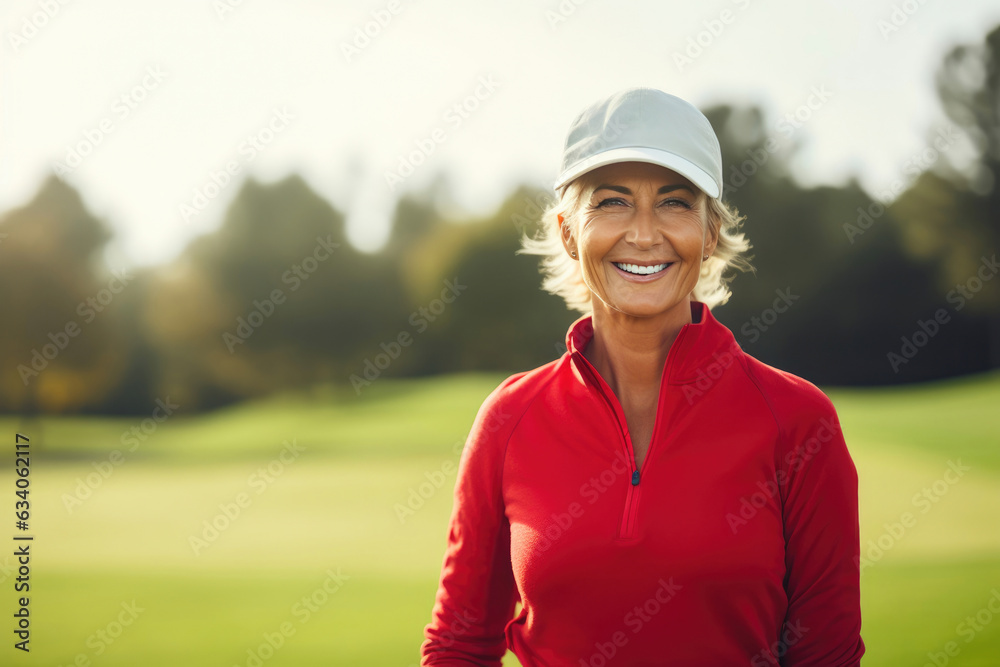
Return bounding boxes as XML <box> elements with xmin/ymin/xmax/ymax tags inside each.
<box><xmin>583</xmin><ymin>299</ymin><xmax>694</xmax><ymax>399</ymax></box>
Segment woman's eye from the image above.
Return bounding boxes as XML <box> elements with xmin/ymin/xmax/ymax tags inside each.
<box><xmin>661</xmin><ymin>198</ymin><xmax>692</xmax><ymax>209</ymax></box>
<box><xmin>591</xmin><ymin>197</ymin><xmax>691</xmax><ymax>210</ymax></box>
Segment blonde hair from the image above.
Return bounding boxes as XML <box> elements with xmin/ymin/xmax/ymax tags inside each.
<box><xmin>516</xmin><ymin>175</ymin><xmax>754</xmax><ymax>314</ymax></box>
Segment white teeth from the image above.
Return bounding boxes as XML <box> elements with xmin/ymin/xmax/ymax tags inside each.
<box><xmin>613</xmin><ymin>262</ymin><xmax>669</xmax><ymax>275</ymax></box>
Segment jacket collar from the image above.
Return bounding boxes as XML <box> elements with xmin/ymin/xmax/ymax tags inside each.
<box><xmin>565</xmin><ymin>300</ymin><xmax>740</xmax><ymax>386</ymax></box>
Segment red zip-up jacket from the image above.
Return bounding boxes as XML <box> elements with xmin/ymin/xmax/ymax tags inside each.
<box><xmin>421</xmin><ymin>300</ymin><xmax>865</xmax><ymax>666</ymax></box>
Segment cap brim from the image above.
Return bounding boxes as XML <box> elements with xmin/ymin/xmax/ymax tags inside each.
<box><xmin>554</xmin><ymin>147</ymin><xmax>720</xmax><ymax>199</ymax></box>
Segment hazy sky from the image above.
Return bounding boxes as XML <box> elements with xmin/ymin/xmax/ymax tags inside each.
<box><xmin>3</xmin><ymin>0</ymin><xmax>999</xmax><ymax>268</ymax></box>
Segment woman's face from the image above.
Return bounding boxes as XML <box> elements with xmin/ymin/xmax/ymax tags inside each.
<box><xmin>561</xmin><ymin>161</ymin><xmax>717</xmax><ymax>319</ymax></box>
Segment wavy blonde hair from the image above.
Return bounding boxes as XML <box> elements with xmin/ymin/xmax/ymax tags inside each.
<box><xmin>516</xmin><ymin>174</ymin><xmax>754</xmax><ymax>314</ymax></box>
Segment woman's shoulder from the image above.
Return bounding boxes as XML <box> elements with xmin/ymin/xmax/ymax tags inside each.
<box><xmin>735</xmin><ymin>354</ymin><xmax>853</xmax><ymax>467</ymax></box>
<box><xmin>736</xmin><ymin>353</ymin><xmax>858</xmax><ymax>481</ymax></box>
<box><xmin>460</xmin><ymin>359</ymin><xmax>566</xmax><ymax>468</ymax></box>
<box><xmin>475</xmin><ymin>357</ymin><xmax>565</xmax><ymax>427</ymax></box>
<box><xmin>736</xmin><ymin>351</ymin><xmax>840</xmax><ymax>426</ymax></box>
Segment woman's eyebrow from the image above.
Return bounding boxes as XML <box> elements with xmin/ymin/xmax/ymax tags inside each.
<box><xmin>593</xmin><ymin>184</ymin><xmax>695</xmax><ymax>195</ymax></box>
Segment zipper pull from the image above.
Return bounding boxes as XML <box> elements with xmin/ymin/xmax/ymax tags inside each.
<box><xmin>631</xmin><ymin>470</ymin><xmax>640</xmax><ymax>486</ymax></box>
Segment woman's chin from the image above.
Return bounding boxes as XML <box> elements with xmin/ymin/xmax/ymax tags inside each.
<box><xmin>604</xmin><ymin>296</ymin><xmax>681</xmax><ymax>319</ymax></box>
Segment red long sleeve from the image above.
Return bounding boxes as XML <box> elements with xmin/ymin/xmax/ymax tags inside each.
<box><xmin>421</xmin><ymin>301</ymin><xmax>865</xmax><ymax>665</ymax></box>
<box><xmin>744</xmin><ymin>360</ymin><xmax>866</xmax><ymax>666</ymax></box>
<box><xmin>421</xmin><ymin>377</ymin><xmax>522</xmax><ymax>665</ymax></box>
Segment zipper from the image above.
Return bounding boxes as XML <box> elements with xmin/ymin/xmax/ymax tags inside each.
<box><xmin>573</xmin><ymin>325</ymin><xmax>690</xmax><ymax>540</ymax></box>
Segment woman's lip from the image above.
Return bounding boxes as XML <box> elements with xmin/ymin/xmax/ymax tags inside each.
<box><xmin>611</xmin><ymin>261</ymin><xmax>673</xmax><ymax>282</ymax></box>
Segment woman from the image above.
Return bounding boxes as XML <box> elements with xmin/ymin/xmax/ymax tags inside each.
<box><xmin>421</xmin><ymin>87</ymin><xmax>865</xmax><ymax>666</ymax></box>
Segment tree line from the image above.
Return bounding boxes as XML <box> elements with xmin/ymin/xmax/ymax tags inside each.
<box><xmin>2</xmin><ymin>26</ymin><xmax>998</xmax><ymax>415</ymax></box>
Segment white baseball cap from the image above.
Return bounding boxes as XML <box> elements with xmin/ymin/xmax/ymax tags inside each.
<box><xmin>553</xmin><ymin>87</ymin><xmax>723</xmax><ymax>199</ymax></box>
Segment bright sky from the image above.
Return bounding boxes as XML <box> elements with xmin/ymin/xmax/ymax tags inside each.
<box><xmin>3</xmin><ymin>0</ymin><xmax>999</xmax><ymax>268</ymax></box>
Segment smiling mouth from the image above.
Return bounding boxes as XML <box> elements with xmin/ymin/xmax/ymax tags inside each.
<box><xmin>612</xmin><ymin>262</ymin><xmax>673</xmax><ymax>276</ymax></box>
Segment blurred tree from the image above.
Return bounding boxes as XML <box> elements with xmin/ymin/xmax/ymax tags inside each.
<box><xmin>8</xmin><ymin>34</ymin><xmax>1000</xmax><ymax>417</ymax></box>
<box><xmin>890</xmin><ymin>25</ymin><xmax>1000</xmax><ymax>366</ymax></box>
<box><xmin>383</xmin><ymin>189</ymin><xmax>445</xmax><ymax>264</ymax></box>
<box><xmin>0</xmin><ymin>176</ymin><xmax>135</xmax><ymax>414</ymax></box>
<box><xmin>392</xmin><ymin>185</ymin><xmax>576</xmax><ymax>375</ymax></box>
<box><xmin>146</xmin><ymin>175</ymin><xmax>411</xmax><ymax>408</ymax></box>
<box><xmin>383</xmin><ymin>190</ymin><xmax>457</xmax><ymax>304</ymax></box>
<box><xmin>702</xmin><ymin>103</ymin><xmax>968</xmax><ymax>384</ymax></box>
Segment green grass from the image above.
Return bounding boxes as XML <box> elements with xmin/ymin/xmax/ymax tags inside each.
<box><xmin>828</xmin><ymin>371</ymin><xmax>1000</xmax><ymax>472</ymax></box>
<box><xmin>12</xmin><ymin>372</ymin><xmax>507</xmax><ymax>462</ymax></box>
<box><xmin>0</xmin><ymin>370</ymin><xmax>998</xmax><ymax>665</ymax></box>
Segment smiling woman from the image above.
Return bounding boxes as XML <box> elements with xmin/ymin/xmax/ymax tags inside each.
<box><xmin>420</xmin><ymin>87</ymin><xmax>866</xmax><ymax>666</ymax></box>
<box><xmin>520</xmin><ymin>155</ymin><xmax>753</xmax><ymax>316</ymax></box>
<box><xmin>561</xmin><ymin>163</ymin><xmax>731</xmax><ymax>319</ymax></box>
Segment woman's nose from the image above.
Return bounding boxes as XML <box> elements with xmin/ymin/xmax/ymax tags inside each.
<box><xmin>625</xmin><ymin>205</ymin><xmax>661</xmax><ymax>248</ymax></box>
